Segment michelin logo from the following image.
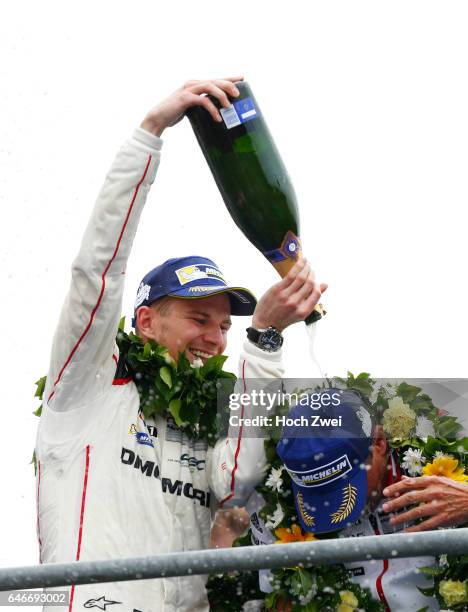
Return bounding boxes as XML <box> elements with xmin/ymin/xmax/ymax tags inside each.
<box><xmin>175</xmin><ymin>264</ymin><xmax>226</xmax><ymax>286</ymax></box>
<box><xmin>288</xmin><ymin>455</ymin><xmax>352</xmax><ymax>488</ymax></box>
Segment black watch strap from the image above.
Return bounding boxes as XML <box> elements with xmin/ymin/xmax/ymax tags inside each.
<box><xmin>246</xmin><ymin>326</ymin><xmax>283</xmax><ymax>352</ymax></box>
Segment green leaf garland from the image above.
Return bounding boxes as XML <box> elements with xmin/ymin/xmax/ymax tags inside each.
<box><xmin>34</xmin><ymin>318</ymin><xmax>236</xmax><ymax>448</ymax></box>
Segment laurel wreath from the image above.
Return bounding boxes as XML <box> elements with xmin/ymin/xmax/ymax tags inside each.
<box><xmin>33</xmin><ymin>317</ymin><xmax>236</xmax><ymax>447</ymax></box>
<box><xmin>330</xmin><ymin>484</ymin><xmax>358</xmax><ymax>525</ymax></box>
<box><xmin>296</xmin><ymin>491</ymin><xmax>315</xmax><ymax>528</ymax></box>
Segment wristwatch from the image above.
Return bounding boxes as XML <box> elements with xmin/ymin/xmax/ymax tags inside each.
<box><xmin>246</xmin><ymin>326</ymin><xmax>284</xmax><ymax>352</ymax></box>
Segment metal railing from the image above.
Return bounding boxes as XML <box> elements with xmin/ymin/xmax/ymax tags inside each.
<box><xmin>0</xmin><ymin>529</ymin><xmax>467</xmax><ymax>591</ymax></box>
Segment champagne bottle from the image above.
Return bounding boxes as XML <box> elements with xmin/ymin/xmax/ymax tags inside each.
<box><xmin>186</xmin><ymin>81</ymin><xmax>323</xmax><ymax>324</ymax></box>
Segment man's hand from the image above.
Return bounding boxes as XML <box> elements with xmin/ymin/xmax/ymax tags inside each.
<box><xmin>140</xmin><ymin>77</ymin><xmax>243</xmax><ymax>137</ymax></box>
<box><xmin>382</xmin><ymin>475</ymin><xmax>468</xmax><ymax>532</ymax></box>
<box><xmin>252</xmin><ymin>258</ymin><xmax>327</xmax><ymax>332</ymax></box>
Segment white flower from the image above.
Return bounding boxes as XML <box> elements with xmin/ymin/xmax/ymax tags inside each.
<box><xmin>401</xmin><ymin>448</ymin><xmax>426</xmax><ymax>476</ymax></box>
<box><xmin>265</xmin><ymin>466</ymin><xmax>284</xmax><ymax>493</ymax></box>
<box><xmin>190</xmin><ymin>357</ymin><xmax>204</xmax><ymax>369</ymax></box>
<box><xmin>415</xmin><ymin>416</ymin><xmax>435</xmax><ymax>439</ymax></box>
<box><xmin>264</xmin><ymin>503</ymin><xmax>284</xmax><ymax>530</ymax></box>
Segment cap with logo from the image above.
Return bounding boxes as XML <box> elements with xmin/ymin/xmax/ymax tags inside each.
<box><xmin>276</xmin><ymin>389</ymin><xmax>373</xmax><ymax>534</ymax></box>
<box><xmin>132</xmin><ymin>256</ymin><xmax>257</xmax><ymax>327</ymax></box>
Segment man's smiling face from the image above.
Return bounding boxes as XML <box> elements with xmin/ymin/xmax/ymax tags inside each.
<box><xmin>135</xmin><ymin>293</ymin><xmax>232</xmax><ymax>363</ymax></box>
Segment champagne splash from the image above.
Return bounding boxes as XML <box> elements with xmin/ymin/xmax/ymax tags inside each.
<box><xmin>306</xmin><ymin>322</ymin><xmax>329</xmax><ymax>382</ymax></box>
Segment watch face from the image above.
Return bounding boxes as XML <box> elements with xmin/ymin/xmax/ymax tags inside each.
<box><xmin>260</xmin><ymin>328</ymin><xmax>282</xmax><ymax>351</ymax></box>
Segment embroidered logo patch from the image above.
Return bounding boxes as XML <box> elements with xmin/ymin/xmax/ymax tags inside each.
<box><xmin>287</xmin><ymin>455</ymin><xmax>352</xmax><ymax>488</ymax></box>
<box><xmin>175</xmin><ymin>264</ymin><xmax>226</xmax><ymax>286</ymax></box>
<box><xmin>134</xmin><ymin>282</ymin><xmax>151</xmax><ymax>308</ymax></box>
<box><xmin>129</xmin><ymin>423</ymin><xmax>154</xmax><ymax>448</ymax></box>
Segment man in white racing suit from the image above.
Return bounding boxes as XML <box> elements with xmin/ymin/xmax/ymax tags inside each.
<box><xmin>35</xmin><ymin>77</ymin><xmax>327</xmax><ymax>612</ymax></box>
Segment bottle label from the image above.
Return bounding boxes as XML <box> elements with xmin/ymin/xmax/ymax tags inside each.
<box><xmin>263</xmin><ymin>231</ymin><xmax>302</xmax><ymax>264</ymax></box>
<box><xmin>220</xmin><ymin>96</ymin><xmax>258</xmax><ymax>129</ymax></box>
<box><xmin>220</xmin><ymin>105</ymin><xmax>242</xmax><ymax>129</ymax></box>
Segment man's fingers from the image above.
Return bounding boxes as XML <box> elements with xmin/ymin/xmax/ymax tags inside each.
<box><xmin>388</xmin><ymin>501</ymin><xmax>438</xmax><ymax>527</ymax></box>
<box><xmin>403</xmin><ymin>515</ymin><xmax>448</xmax><ymax>533</ymax></box>
<box><xmin>214</xmin><ymin>79</ymin><xmax>242</xmax><ymax>97</ymax></box>
<box><xmin>277</xmin><ymin>258</ymin><xmax>308</xmax><ymax>290</ymax></box>
<box><xmin>185</xmin><ymin>94</ymin><xmax>223</xmax><ymax>123</ymax></box>
<box><xmin>383</xmin><ymin>476</ymin><xmax>435</xmax><ymax>498</ymax></box>
<box><xmin>382</xmin><ymin>488</ymin><xmax>432</xmax><ymax>513</ymax></box>
<box><xmin>275</xmin><ymin>258</ymin><xmax>327</xmax><ymax>321</ymax></box>
<box><xmin>290</xmin><ymin>269</ymin><xmax>319</xmax><ymax>304</ymax></box>
<box><xmin>184</xmin><ymin>77</ymin><xmax>243</xmax><ymax>89</ymax></box>
<box><xmin>188</xmin><ymin>79</ymin><xmax>242</xmax><ymax>108</ymax></box>
<box><xmin>300</xmin><ymin>285</ymin><xmax>323</xmax><ymax>317</ymax></box>
<box><xmin>255</xmin><ymin>256</ymin><xmax>326</xmax><ymax>329</ymax></box>
<box><xmin>188</xmin><ymin>82</ymin><xmax>232</xmax><ymax>109</ymax></box>
<box><xmin>286</xmin><ymin>263</ymin><xmax>313</xmax><ymax>294</ymax></box>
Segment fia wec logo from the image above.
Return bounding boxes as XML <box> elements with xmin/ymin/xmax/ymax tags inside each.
<box><xmin>180</xmin><ymin>453</ymin><xmax>205</xmax><ymax>472</ymax></box>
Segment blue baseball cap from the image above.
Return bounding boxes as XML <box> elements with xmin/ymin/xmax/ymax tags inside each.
<box><xmin>132</xmin><ymin>256</ymin><xmax>257</xmax><ymax>327</ymax></box>
<box><xmin>276</xmin><ymin>389</ymin><xmax>373</xmax><ymax>534</ymax></box>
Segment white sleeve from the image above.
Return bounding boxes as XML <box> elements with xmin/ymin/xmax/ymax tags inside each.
<box><xmin>44</xmin><ymin>128</ymin><xmax>163</xmax><ymax>412</ymax></box>
<box><xmin>207</xmin><ymin>340</ymin><xmax>284</xmax><ymax>507</ymax></box>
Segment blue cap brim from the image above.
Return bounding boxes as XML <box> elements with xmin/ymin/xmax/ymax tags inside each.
<box><xmin>167</xmin><ymin>286</ymin><xmax>257</xmax><ymax>316</ymax></box>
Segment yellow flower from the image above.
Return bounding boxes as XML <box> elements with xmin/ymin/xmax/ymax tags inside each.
<box><xmin>439</xmin><ymin>579</ymin><xmax>468</xmax><ymax>607</ymax></box>
<box><xmin>422</xmin><ymin>456</ymin><xmax>468</xmax><ymax>482</ymax></box>
<box><xmin>336</xmin><ymin>590</ymin><xmax>359</xmax><ymax>611</ymax></box>
<box><xmin>382</xmin><ymin>397</ymin><xmax>416</xmax><ymax>439</ymax></box>
<box><xmin>274</xmin><ymin>524</ymin><xmax>316</xmax><ymax>544</ymax></box>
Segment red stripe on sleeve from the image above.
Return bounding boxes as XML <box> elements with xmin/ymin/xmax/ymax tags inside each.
<box><xmin>36</xmin><ymin>461</ymin><xmax>42</xmax><ymax>564</ymax></box>
<box><xmin>69</xmin><ymin>445</ymin><xmax>91</xmax><ymax>612</ymax></box>
<box><xmin>48</xmin><ymin>156</ymin><xmax>153</xmax><ymax>404</ymax></box>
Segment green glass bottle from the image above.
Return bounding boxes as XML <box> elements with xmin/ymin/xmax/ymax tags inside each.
<box><xmin>186</xmin><ymin>81</ymin><xmax>323</xmax><ymax>324</ymax></box>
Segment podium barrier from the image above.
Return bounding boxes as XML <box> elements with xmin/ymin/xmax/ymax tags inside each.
<box><xmin>0</xmin><ymin>529</ymin><xmax>467</xmax><ymax>591</ymax></box>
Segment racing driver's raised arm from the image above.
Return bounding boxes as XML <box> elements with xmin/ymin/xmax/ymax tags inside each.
<box><xmin>42</xmin><ymin>78</ymin><xmax>244</xmax><ymax>414</ymax></box>
<box><xmin>44</xmin><ymin>129</ymin><xmax>163</xmax><ymax>412</ymax></box>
